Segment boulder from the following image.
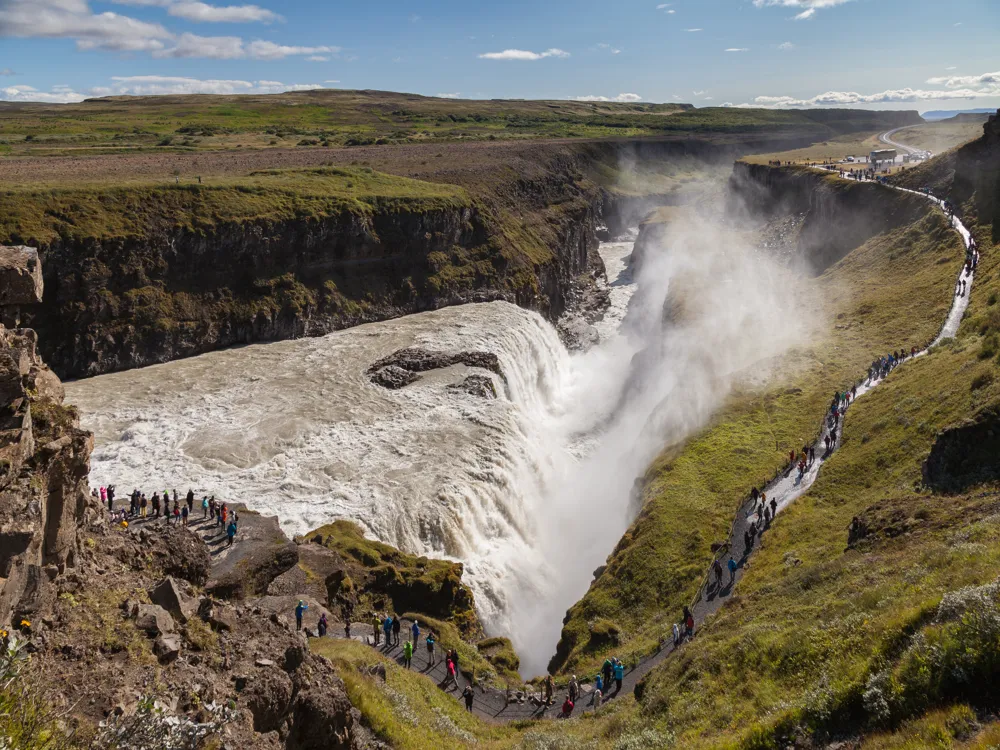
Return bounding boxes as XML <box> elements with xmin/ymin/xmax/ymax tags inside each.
<box><xmin>243</xmin><ymin>667</ymin><xmax>293</xmax><ymax>733</ymax></box>
<box><xmin>283</xmin><ymin>643</ymin><xmax>307</xmax><ymax>672</ymax></box>
<box><xmin>154</xmin><ymin>632</ymin><xmax>182</xmax><ymax>663</ymax></box>
<box><xmin>287</xmin><ymin>686</ymin><xmax>355</xmax><ymax>750</ymax></box>
<box><xmin>149</xmin><ymin>577</ymin><xmax>193</xmax><ymax>623</ymax></box>
<box><xmin>447</xmin><ymin>374</ymin><xmax>498</xmax><ymax>399</ymax></box>
<box><xmin>134</xmin><ymin>603</ymin><xmax>175</xmax><ymax>636</ymax></box>
<box><xmin>206</xmin><ymin>603</ymin><xmax>236</xmax><ymax>632</ymax></box>
<box><xmin>147</xmin><ymin>524</ymin><xmax>211</xmax><ymax>586</ymax></box>
<box><xmin>368</xmin><ymin>365</ymin><xmax>418</xmax><ymax>390</ymax></box>
<box><xmin>0</xmin><ymin>246</ymin><xmax>43</xmax><ymax>306</ymax></box>
<box><xmin>206</xmin><ymin>507</ymin><xmax>298</xmax><ymax>600</ymax></box>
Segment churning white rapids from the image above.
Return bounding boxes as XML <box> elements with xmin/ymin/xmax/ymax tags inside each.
<box><xmin>66</xmin><ymin>222</ymin><xmax>807</xmax><ymax>676</ymax></box>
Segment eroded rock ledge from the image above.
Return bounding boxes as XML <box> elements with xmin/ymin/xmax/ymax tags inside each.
<box><xmin>366</xmin><ymin>346</ymin><xmax>504</xmax><ymax>394</ymax></box>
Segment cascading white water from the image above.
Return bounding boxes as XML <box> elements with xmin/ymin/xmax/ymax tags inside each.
<box><xmin>66</xmin><ymin>302</ymin><xmax>577</xmax><ymax>636</ymax></box>
<box><xmin>66</xmin><ymin>209</ymin><xmax>810</xmax><ymax>678</ymax></box>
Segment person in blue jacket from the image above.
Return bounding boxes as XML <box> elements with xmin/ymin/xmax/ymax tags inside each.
<box><xmin>382</xmin><ymin>614</ymin><xmax>393</xmax><ymax>647</ymax></box>
<box><xmin>295</xmin><ymin>600</ymin><xmax>308</xmax><ymax>631</ymax></box>
<box><xmin>613</xmin><ymin>659</ymin><xmax>625</xmax><ymax>693</ymax></box>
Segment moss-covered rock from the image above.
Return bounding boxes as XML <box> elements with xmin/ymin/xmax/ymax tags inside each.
<box><xmin>306</xmin><ymin>520</ymin><xmax>482</xmax><ymax>640</ymax></box>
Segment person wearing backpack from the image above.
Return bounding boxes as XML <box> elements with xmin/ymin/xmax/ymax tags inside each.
<box><xmin>402</xmin><ymin>639</ymin><xmax>413</xmax><ymax>669</ymax></box>
<box><xmin>426</xmin><ymin>631</ymin><xmax>436</xmax><ymax>666</ymax></box>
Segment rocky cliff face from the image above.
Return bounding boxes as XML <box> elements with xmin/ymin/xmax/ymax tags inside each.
<box><xmin>27</xmin><ymin>180</ymin><xmax>601</xmax><ymax>379</ymax></box>
<box><xmin>21</xmin><ymin>133</ymin><xmax>868</xmax><ymax>380</ymax></box>
<box><xmin>0</xmin><ymin>246</ymin><xmax>95</xmax><ymax>629</ymax></box>
<box><xmin>726</xmin><ymin>162</ymin><xmax>932</xmax><ymax>272</ymax></box>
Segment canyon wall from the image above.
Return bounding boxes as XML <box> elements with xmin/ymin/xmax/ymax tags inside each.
<box><xmin>13</xmin><ymin>130</ymin><xmax>919</xmax><ymax>380</ymax></box>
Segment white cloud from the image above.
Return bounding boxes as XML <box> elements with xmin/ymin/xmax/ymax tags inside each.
<box><xmin>0</xmin><ymin>0</ymin><xmax>173</xmax><ymax>53</ymax></box>
<box><xmin>946</xmin><ymin>66</ymin><xmax>957</xmax><ymax>71</ymax></box>
<box><xmin>167</xmin><ymin>1</ymin><xmax>280</xmax><ymax>23</ymax></box>
<box><xmin>596</xmin><ymin>42</ymin><xmax>621</xmax><ymax>54</ymax></box>
<box><xmin>478</xmin><ymin>48</ymin><xmax>570</xmax><ymax>60</ymax></box>
<box><xmin>246</xmin><ymin>40</ymin><xmax>338</xmax><ymax>60</ymax></box>
<box><xmin>307</xmin><ymin>55</ymin><xmax>328</xmax><ymax>61</ymax></box>
<box><xmin>745</xmin><ymin>73</ymin><xmax>1000</xmax><ymax>108</ymax></box>
<box><xmin>656</xmin><ymin>3</ymin><xmax>669</xmax><ymax>7</ymax></box>
<box><xmin>152</xmin><ymin>35</ymin><xmax>337</xmax><ymax>59</ymax></box>
<box><xmin>926</xmin><ymin>70</ymin><xmax>1000</xmax><ymax>88</ymax></box>
<box><xmin>153</xmin><ymin>32</ymin><xmax>243</xmax><ymax>57</ymax></box>
<box><xmin>693</xmin><ymin>89</ymin><xmax>706</xmax><ymax>95</ymax></box>
<box><xmin>87</xmin><ymin>75</ymin><xmax>324</xmax><ymax>97</ymax></box>
<box><xmin>110</xmin><ymin>0</ymin><xmax>281</xmax><ymax>23</ymax></box>
<box><xmin>323</xmin><ymin>79</ymin><xmax>340</xmax><ymax>83</ymax></box>
<box><xmin>1</xmin><ymin>84</ymin><xmax>86</xmax><ymax>103</ymax></box>
<box><xmin>436</xmin><ymin>92</ymin><xmax>461</xmax><ymax>99</ymax></box>
<box><xmin>571</xmin><ymin>93</ymin><xmax>643</xmax><ymax>102</ymax></box>
<box><xmin>954</xmin><ymin>21</ymin><xmax>962</xmax><ymax>26</ymax></box>
<box><xmin>704</xmin><ymin>96</ymin><xmax>714</xmax><ymax>100</ymax></box>
<box><xmin>685</xmin><ymin>28</ymin><xmax>702</xmax><ymax>32</ymax></box>
<box><xmin>667</xmin><ymin>9</ymin><xmax>675</xmax><ymax>12</ymax></box>
<box><xmin>751</xmin><ymin>0</ymin><xmax>856</xmax><ymax>18</ymax></box>
<box><xmin>0</xmin><ymin>68</ymin><xmax>13</xmax><ymax>75</ymax></box>
<box><xmin>725</xmin><ymin>47</ymin><xmax>749</xmax><ymax>52</ymax></box>
<box><xmin>778</xmin><ymin>41</ymin><xmax>795</xmax><ymax>49</ymax></box>
<box><xmin>0</xmin><ymin>0</ymin><xmax>328</xmax><ymax>60</ymax></box>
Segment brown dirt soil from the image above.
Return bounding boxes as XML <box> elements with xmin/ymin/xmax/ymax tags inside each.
<box><xmin>0</xmin><ymin>134</ymin><xmax>777</xmax><ymax>190</ymax></box>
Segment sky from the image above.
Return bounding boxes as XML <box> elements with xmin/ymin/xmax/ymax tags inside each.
<box><xmin>0</xmin><ymin>0</ymin><xmax>998</xmax><ymax>112</ymax></box>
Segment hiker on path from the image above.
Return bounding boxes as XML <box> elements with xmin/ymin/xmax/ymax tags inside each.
<box><xmin>594</xmin><ymin>672</ymin><xmax>604</xmax><ymax>697</ymax></box>
<box><xmin>226</xmin><ymin>519</ymin><xmax>237</xmax><ymax>546</ymax></box>
<box><xmin>672</xmin><ymin>622</ymin><xmax>681</xmax><ymax>646</ymax></box>
<box><xmin>544</xmin><ymin>675</ymin><xmax>554</xmax><ymax>705</ymax></box>
<box><xmin>613</xmin><ymin>659</ymin><xmax>625</xmax><ymax>693</ymax></box>
<box><xmin>344</xmin><ymin>621</ymin><xmax>352</xmax><ymax>639</ymax></box>
<box><xmin>181</xmin><ymin>504</ymin><xmax>189</xmax><ymax>526</ymax></box>
<box><xmin>295</xmin><ymin>600</ymin><xmax>308</xmax><ymax>631</ymax></box>
<box><xmin>713</xmin><ymin>558</ymin><xmax>723</xmax><ymax>585</ymax></box>
<box><xmin>202</xmin><ymin>496</ymin><xmax>208</xmax><ymax>518</ymax></box>
<box><xmin>770</xmin><ymin>497</ymin><xmax>777</xmax><ymax>518</ymax></box>
<box><xmin>411</xmin><ymin>619</ymin><xmax>420</xmax><ymax>643</ymax></box>
<box><xmin>592</xmin><ymin>687</ymin><xmax>603</xmax><ymax>708</ymax></box>
<box><xmin>140</xmin><ymin>494</ymin><xmax>148</xmax><ymax>517</ymax></box>
<box><xmin>728</xmin><ymin>557</ymin><xmax>737</xmax><ymax>583</ymax></box>
<box><xmin>602</xmin><ymin>658</ymin><xmax>613</xmax><ymax>689</ymax></box>
<box><xmin>392</xmin><ymin>615</ymin><xmax>401</xmax><ymax>646</ymax></box>
<box><xmin>318</xmin><ymin>612</ymin><xmax>328</xmax><ymax>637</ymax></box>
<box><xmin>561</xmin><ymin>697</ymin><xmax>575</xmax><ymax>717</ymax></box>
<box><xmin>463</xmin><ymin>685</ymin><xmax>475</xmax><ymax>712</ymax></box>
<box><xmin>382</xmin><ymin>615</ymin><xmax>393</xmax><ymax>647</ymax></box>
<box><xmin>569</xmin><ymin>675</ymin><xmax>579</xmax><ymax>703</ymax></box>
<box><xmin>403</xmin><ymin>639</ymin><xmax>413</xmax><ymax>668</ymax></box>
<box><xmin>373</xmin><ymin>615</ymin><xmax>381</xmax><ymax>646</ymax></box>
<box><xmin>426</xmin><ymin>631</ymin><xmax>436</xmax><ymax>666</ymax></box>
<box><xmin>186</xmin><ymin>489</ymin><xmax>194</xmax><ymax>513</ymax></box>
<box><xmin>172</xmin><ymin>502</ymin><xmax>180</xmax><ymax>525</ymax></box>
<box><xmin>444</xmin><ymin>654</ymin><xmax>458</xmax><ymax>689</ymax></box>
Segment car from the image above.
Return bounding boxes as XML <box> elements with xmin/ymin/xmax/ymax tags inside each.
<box><xmin>845</xmin><ymin>156</ymin><xmax>855</xmax><ymax>162</ymax></box>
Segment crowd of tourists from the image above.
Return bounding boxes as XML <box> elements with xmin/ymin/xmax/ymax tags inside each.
<box><xmin>94</xmin><ymin>484</ymin><xmax>239</xmax><ymax>546</ymax></box>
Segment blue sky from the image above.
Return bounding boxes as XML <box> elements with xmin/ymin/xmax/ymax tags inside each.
<box><xmin>1</xmin><ymin>0</ymin><xmax>998</xmax><ymax>112</ymax></box>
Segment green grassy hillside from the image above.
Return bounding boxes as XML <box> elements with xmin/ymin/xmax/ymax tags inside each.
<box><xmin>549</xmin><ymin>195</ymin><xmax>964</xmax><ymax>678</ymax></box>
<box><xmin>0</xmin><ymin>90</ymin><xmax>918</xmax><ymax>156</ymax></box>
